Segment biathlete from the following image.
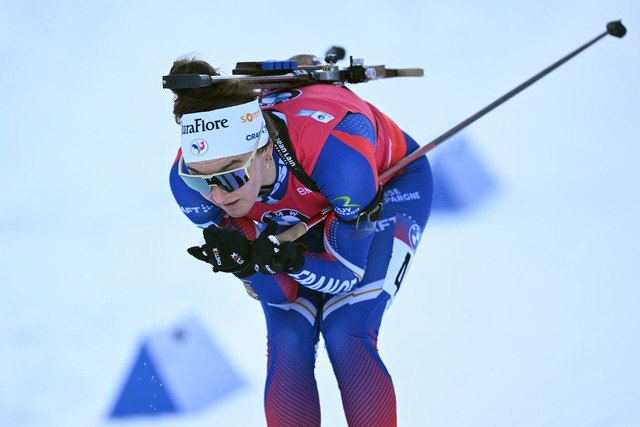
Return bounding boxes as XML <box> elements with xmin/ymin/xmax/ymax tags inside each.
<box><xmin>167</xmin><ymin>56</ymin><xmax>433</xmax><ymax>427</ymax></box>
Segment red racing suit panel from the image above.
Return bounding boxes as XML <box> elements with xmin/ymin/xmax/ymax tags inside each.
<box><xmin>239</xmin><ymin>85</ymin><xmax>410</xmax><ymax>294</ymax></box>
<box><xmin>245</xmin><ymin>84</ymin><xmax>408</xmax><ymax>224</ymax></box>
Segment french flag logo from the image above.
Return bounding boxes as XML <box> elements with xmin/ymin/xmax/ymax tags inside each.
<box><xmin>189</xmin><ymin>139</ymin><xmax>209</xmax><ymax>157</ymax></box>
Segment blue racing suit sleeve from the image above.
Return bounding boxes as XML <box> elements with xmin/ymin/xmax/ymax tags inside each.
<box><xmin>288</xmin><ymin>113</ymin><xmax>381</xmax><ymax>294</ymax></box>
<box><xmin>169</xmin><ymin>153</ymin><xmax>226</xmax><ymax>228</ymax></box>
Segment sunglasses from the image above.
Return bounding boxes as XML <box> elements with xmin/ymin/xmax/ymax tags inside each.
<box><xmin>178</xmin><ymin>138</ymin><xmax>261</xmax><ymax>194</ymax></box>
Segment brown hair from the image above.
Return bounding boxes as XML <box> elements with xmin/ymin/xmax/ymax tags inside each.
<box><xmin>168</xmin><ymin>57</ymin><xmax>258</xmax><ymax>122</ymax></box>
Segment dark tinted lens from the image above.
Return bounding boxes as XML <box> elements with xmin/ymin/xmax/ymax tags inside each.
<box><xmin>206</xmin><ymin>169</ymin><xmax>250</xmax><ymax>192</ymax></box>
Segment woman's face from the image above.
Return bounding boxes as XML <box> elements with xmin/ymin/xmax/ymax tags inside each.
<box><xmin>186</xmin><ymin>145</ymin><xmax>270</xmax><ymax>218</ymax></box>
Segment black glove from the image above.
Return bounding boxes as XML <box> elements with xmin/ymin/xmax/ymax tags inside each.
<box><xmin>250</xmin><ymin>221</ymin><xmax>306</xmax><ymax>275</ymax></box>
<box><xmin>187</xmin><ymin>225</ymin><xmax>252</xmax><ymax>274</ymax></box>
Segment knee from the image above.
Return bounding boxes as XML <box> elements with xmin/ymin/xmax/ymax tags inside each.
<box><xmin>322</xmin><ymin>318</ymin><xmax>374</xmax><ymax>359</ymax></box>
<box><xmin>267</xmin><ymin>328</ymin><xmax>318</xmax><ymax>368</ymax></box>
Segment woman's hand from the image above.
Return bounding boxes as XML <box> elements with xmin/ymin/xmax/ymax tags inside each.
<box><xmin>187</xmin><ymin>225</ymin><xmax>252</xmax><ymax>273</ymax></box>
<box><xmin>251</xmin><ymin>221</ymin><xmax>305</xmax><ymax>275</ymax></box>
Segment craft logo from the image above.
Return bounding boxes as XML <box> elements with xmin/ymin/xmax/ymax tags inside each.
<box><xmin>180</xmin><ymin>203</ymin><xmax>215</xmax><ymax>214</ymax></box>
<box><xmin>246</xmin><ymin>123</ymin><xmax>268</xmax><ymax>141</ymax></box>
<box><xmin>190</xmin><ymin>139</ymin><xmax>209</xmax><ymax>157</ymax></box>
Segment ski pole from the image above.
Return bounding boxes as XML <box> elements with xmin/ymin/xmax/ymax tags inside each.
<box><xmin>274</xmin><ymin>20</ymin><xmax>627</xmax><ymax>244</ymax></box>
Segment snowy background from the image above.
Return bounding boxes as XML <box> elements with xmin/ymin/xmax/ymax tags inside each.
<box><xmin>1</xmin><ymin>1</ymin><xmax>639</xmax><ymax>426</ymax></box>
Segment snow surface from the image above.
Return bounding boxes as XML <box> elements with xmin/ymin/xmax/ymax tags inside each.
<box><xmin>1</xmin><ymin>1</ymin><xmax>639</xmax><ymax>426</ymax></box>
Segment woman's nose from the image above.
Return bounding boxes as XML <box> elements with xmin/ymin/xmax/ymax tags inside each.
<box><xmin>208</xmin><ymin>186</ymin><xmax>230</xmax><ymax>204</ymax></box>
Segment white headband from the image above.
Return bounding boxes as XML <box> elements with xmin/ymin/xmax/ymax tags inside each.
<box><xmin>180</xmin><ymin>99</ymin><xmax>268</xmax><ymax>163</ymax></box>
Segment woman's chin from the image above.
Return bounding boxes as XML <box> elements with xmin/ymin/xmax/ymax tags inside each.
<box><xmin>222</xmin><ymin>200</ymin><xmax>251</xmax><ymax>217</ymax></box>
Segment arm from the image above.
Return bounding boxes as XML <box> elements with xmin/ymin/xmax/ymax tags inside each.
<box><xmin>169</xmin><ymin>151</ymin><xmax>226</xmax><ymax>227</ymax></box>
<box><xmin>172</xmin><ymin>152</ymin><xmax>301</xmax><ymax>304</ymax></box>
<box><xmin>289</xmin><ymin>113</ymin><xmax>380</xmax><ymax>294</ymax></box>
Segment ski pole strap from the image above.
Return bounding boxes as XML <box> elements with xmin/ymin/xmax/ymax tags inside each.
<box><xmin>351</xmin><ymin>185</ymin><xmax>384</xmax><ymax>228</ymax></box>
<box><xmin>265</xmin><ymin>110</ymin><xmax>319</xmax><ymax>192</ymax></box>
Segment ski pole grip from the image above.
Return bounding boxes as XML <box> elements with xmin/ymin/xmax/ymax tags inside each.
<box><xmin>274</xmin><ymin>222</ymin><xmax>309</xmax><ymax>244</ymax></box>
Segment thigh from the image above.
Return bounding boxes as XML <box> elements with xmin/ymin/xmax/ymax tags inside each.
<box><xmin>373</xmin><ymin>153</ymin><xmax>433</xmax><ymax>296</ymax></box>
<box><xmin>322</xmin><ymin>153</ymin><xmax>433</xmax><ymax>319</ymax></box>
<box><xmin>261</xmin><ymin>286</ymin><xmax>324</xmax><ymax>346</ymax></box>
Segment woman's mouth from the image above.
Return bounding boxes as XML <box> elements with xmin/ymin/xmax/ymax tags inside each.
<box><xmin>223</xmin><ymin>199</ymin><xmax>240</xmax><ymax>208</ymax></box>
